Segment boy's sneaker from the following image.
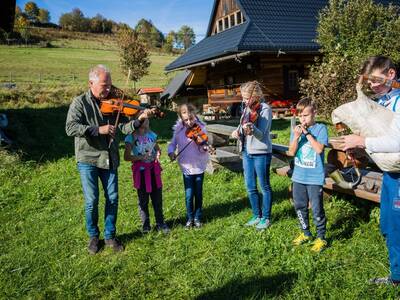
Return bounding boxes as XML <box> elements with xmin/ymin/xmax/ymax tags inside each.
<box><xmin>255</xmin><ymin>218</ymin><xmax>270</xmax><ymax>231</ymax></box>
<box><xmin>185</xmin><ymin>220</ymin><xmax>193</xmax><ymax>230</ymax></box>
<box><xmin>245</xmin><ymin>216</ymin><xmax>261</xmax><ymax>226</ymax></box>
<box><xmin>156</xmin><ymin>223</ymin><xmax>170</xmax><ymax>234</ymax></box>
<box><xmin>87</xmin><ymin>237</ymin><xmax>99</xmax><ymax>255</ymax></box>
<box><xmin>369</xmin><ymin>277</ymin><xmax>400</xmax><ymax>286</ymax></box>
<box><xmin>310</xmin><ymin>238</ymin><xmax>327</xmax><ymax>253</ymax></box>
<box><xmin>194</xmin><ymin>219</ymin><xmax>202</xmax><ymax>228</ymax></box>
<box><xmin>105</xmin><ymin>238</ymin><xmax>124</xmax><ymax>252</ymax></box>
<box><xmin>292</xmin><ymin>232</ymin><xmax>312</xmax><ymax>246</ymax></box>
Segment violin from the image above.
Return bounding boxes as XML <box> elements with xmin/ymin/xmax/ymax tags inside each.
<box><xmin>100</xmin><ymin>98</ymin><xmax>165</xmax><ymax>119</ymax></box>
<box><xmin>241</xmin><ymin>82</ymin><xmax>261</xmax><ymax>125</ymax></box>
<box><xmin>185</xmin><ymin>123</ymin><xmax>209</xmax><ymax>148</ymax></box>
<box><xmin>171</xmin><ymin>123</ymin><xmax>215</xmax><ymax>161</ymax></box>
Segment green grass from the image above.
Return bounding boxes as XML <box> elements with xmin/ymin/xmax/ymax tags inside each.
<box><xmin>0</xmin><ymin>44</ymin><xmax>399</xmax><ymax>299</ymax></box>
<box><xmin>0</xmin><ymin>45</ymin><xmax>177</xmax><ymax>88</ymax></box>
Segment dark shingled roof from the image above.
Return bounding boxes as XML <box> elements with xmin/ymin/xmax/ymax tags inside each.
<box><xmin>166</xmin><ymin>0</ymin><xmax>328</xmax><ymax>71</ymax></box>
<box><xmin>166</xmin><ymin>0</ymin><xmax>400</xmax><ymax>71</ymax></box>
<box><xmin>160</xmin><ymin>70</ymin><xmax>191</xmax><ymax>100</ymax></box>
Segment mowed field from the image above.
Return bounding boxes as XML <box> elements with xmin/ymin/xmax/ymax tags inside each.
<box><xmin>0</xmin><ymin>44</ymin><xmax>177</xmax><ymax>88</ymax></box>
<box><xmin>0</xmin><ymin>41</ymin><xmax>398</xmax><ymax>299</ymax></box>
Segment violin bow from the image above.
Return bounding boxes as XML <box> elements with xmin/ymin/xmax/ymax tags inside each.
<box><xmin>107</xmin><ymin>90</ymin><xmax>125</xmax><ymax>148</ymax></box>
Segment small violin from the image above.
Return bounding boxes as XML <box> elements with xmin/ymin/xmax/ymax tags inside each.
<box><xmin>185</xmin><ymin>123</ymin><xmax>209</xmax><ymax>147</ymax></box>
<box><xmin>100</xmin><ymin>98</ymin><xmax>165</xmax><ymax>119</ymax></box>
<box><xmin>171</xmin><ymin>123</ymin><xmax>215</xmax><ymax>161</ymax></box>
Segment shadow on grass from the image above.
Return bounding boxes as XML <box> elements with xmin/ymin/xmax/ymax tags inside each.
<box><xmin>327</xmin><ymin>194</ymin><xmax>378</xmax><ymax>241</ymax></box>
<box><xmin>118</xmin><ymin>230</ymin><xmax>144</xmax><ymax>244</ymax></box>
<box><xmin>195</xmin><ymin>272</ymin><xmax>297</xmax><ymax>299</ymax></box>
<box><xmin>3</xmin><ymin>106</ymin><xmax>177</xmax><ymax>163</ymax></box>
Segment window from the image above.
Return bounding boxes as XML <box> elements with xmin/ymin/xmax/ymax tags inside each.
<box><xmin>224</xmin><ymin>17</ymin><xmax>229</xmax><ymax>30</ymax></box>
<box><xmin>288</xmin><ymin>70</ymin><xmax>299</xmax><ymax>91</ymax></box>
<box><xmin>230</xmin><ymin>14</ymin><xmax>235</xmax><ymax>27</ymax></box>
<box><xmin>218</xmin><ymin>19</ymin><xmax>223</xmax><ymax>32</ymax></box>
<box><xmin>236</xmin><ymin>11</ymin><xmax>242</xmax><ymax>24</ymax></box>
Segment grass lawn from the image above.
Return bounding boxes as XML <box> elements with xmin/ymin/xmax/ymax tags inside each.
<box><xmin>0</xmin><ymin>45</ymin><xmax>177</xmax><ymax>88</ymax></box>
<box><xmin>0</xmin><ymin>44</ymin><xmax>399</xmax><ymax>299</ymax></box>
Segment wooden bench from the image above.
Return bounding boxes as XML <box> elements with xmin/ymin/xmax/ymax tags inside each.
<box><xmin>272</xmin><ymin>142</ymin><xmax>381</xmax><ymax>203</ymax></box>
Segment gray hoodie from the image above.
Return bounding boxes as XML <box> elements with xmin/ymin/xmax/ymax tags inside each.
<box><xmin>237</xmin><ymin>102</ymin><xmax>272</xmax><ymax>154</ymax></box>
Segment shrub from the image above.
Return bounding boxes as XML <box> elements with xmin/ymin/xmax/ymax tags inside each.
<box><xmin>300</xmin><ymin>0</ymin><xmax>400</xmax><ymax>117</ymax></box>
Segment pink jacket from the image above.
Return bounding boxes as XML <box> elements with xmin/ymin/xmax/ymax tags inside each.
<box><xmin>167</xmin><ymin>120</ymin><xmax>209</xmax><ymax>175</ymax></box>
<box><xmin>132</xmin><ymin>161</ymin><xmax>162</xmax><ymax>193</ymax></box>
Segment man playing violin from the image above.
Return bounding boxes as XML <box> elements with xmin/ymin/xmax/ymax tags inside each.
<box><xmin>66</xmin><ymin>64</ymin><xmax>152</xmax><ymax>255</ymax></box>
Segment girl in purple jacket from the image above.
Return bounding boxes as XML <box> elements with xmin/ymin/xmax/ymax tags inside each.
<box><xmin>168</xmin><ymin>104</ymin><xmax>209</xmax><ymax>229</ymax></box>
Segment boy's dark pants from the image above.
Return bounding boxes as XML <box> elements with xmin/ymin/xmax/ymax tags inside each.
<box><xmin>137</xmin><ymin>170</ymin><xmax>164</xmax><ymax>228</ymax></box>
<box><xmin>293</xmin><ymin>182</ymin><xmax>326</xmax><ymax>238</ymax></box>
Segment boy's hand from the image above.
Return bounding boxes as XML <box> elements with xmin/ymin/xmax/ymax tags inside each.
<box><xmin>293</xmin><ymin>125</ymin><xmax>302</xmax><ymax>139</ymax></box>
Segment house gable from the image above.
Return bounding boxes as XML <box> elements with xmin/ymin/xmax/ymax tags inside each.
<box><xmin>208</xmin><ymin>0</ymin><xmax>246</xmax><ymax>36</ymax></box>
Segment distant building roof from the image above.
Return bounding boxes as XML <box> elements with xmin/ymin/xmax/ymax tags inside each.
<box><xmin>160</xmin><ymin>70</ymin><xmax>192</xmax><ymax>101</ymax></box>
<box><xmin>137</xmin><ymin>88</ymin><xmax>164</xmax><ymax>95</ymax></box>
<box><xmin>166</xmin><ymin>0</ymin><xmax>400</xmax><ymax>71</ymax></box>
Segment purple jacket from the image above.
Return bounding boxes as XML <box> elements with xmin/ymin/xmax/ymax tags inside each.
<box><xmin>168</xmin><ymin>119</ymin><xmax>209</xmax><ymax>175</ymax></box>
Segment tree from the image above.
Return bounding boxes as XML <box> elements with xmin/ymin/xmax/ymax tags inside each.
<box><xmin>117</xmin><ymin>28</ymin><xmax>151</xmax><ymax>91</ymax></box>
<box><xmin>24</xmin><ymin>1</ymin><xmax>39</xmax><ymax>22</ymax></box>
<box><xmin>14</xmin><ymin>15</ymin><xmax>30</xmax><ymax>44</ymax></box>
<box><xmin>177</xmin><ymin>25</ymin><xmax>195</xmax><ymax>50</ymax></box>
<box><xmin>59</xmin><ymin>8</ymin><xmax>89</xmax><ymax>32</ymax></box>
<box><xmin>135</xmin><ymin>19</ymin><xmax>165</xmax><ymax>48</ymax></box>
<box><xmin>300</xmin><ymin>0</ymin><xmax>400</xmax><ymax>116</ymax></box>
<box><xmin>163</xmin><ymin>30</ymin><xmax>177</xmax><ymax>52</ymax></box>
<box><xmin>38</xmin><ymin>9</ymin><xmax>50</xmax><ymax>23</ymax></box>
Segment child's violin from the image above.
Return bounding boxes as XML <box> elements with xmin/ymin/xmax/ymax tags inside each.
<box><xmin>185</xmin><ymin>123</ymin><xmax>209</xmax><ymax>147</ymax></box>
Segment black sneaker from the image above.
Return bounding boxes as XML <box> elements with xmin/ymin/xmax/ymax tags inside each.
<box><xmin>156</xmin><ymin>223</ymin><xmax>170</xmax><ymax>234</ymax></box>
<box><xmin>369</xmin><ymin>277</ymin><xmax>400</xmax><ymax>286</ymax></box>
<box><xmin>105</xmin><ymin>238</ymin><xmax>124</xmax><ymax>252</ymax></box>
<box><xmin>194</xmin><ymin>219</ymin><xmax>202</xmax><ymax>228</ymax></box>
<box><xmin>88</xmin><ymin>237</ymin><xmax>99</xmax><ymax>255</ymax></box>
<box><xmin>142</xmin><ymin>225</ymin><xmax>151</xmax><ymax>234</ymax></box>
<box><xmin>185</xmin><ymin>220</ymin><xmax>193</xmax><ymax>230</ymax></box>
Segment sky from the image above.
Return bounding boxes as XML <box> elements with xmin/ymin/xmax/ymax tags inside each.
<box><xmin>16</xmin><ymin>0</ymin><xmax>215</xmax><ymax>40</ymax></box>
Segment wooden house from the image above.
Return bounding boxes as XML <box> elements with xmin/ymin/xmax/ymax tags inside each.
<box><xmin>163</xmin><ymin>0</ymin><xmax>397</xmax><ymax>115</ymax></box>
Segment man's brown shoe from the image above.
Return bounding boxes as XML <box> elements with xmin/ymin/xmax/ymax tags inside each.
<box><xmin>105</xmin><ymin>238</ymin><xmax>124</xmax><ymax>252</ymax></box>
<box><xmin>88</xmin><ymin>237</ymin><xmax>99</xmax><ymax>255</ymax></box>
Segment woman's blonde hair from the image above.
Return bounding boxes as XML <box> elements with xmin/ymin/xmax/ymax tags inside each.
<box><xmin>240</xmin><ymin>81</ymin><xmax>264</xmax><ymax>100</ymax></box>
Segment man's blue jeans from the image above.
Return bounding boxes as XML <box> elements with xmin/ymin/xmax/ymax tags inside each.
<box><xmin>183</xmin><ymin>173</ymin><xmax>204</xmax><ymax>221</ymax></box>
<box><xmin>77</xmin><ymin>162</ymin><xmax>118</xmax><ymax>240</ymax></box>
<box><xmin>242</xmin><ymin>151</ymin><xmax>272</xmax><ymax>219</ymax></box>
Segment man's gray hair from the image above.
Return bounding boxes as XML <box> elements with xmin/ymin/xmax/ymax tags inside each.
<box><xmin>89</xmin><ymin>64</ymin><xmax>110</xmax><ymax>82</ymax></box>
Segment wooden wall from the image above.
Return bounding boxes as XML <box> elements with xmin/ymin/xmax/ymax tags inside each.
<box><xmin>205</xmin><ymin>53</ymin><xmax>317</xmax><ymax>106</ymax></box>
